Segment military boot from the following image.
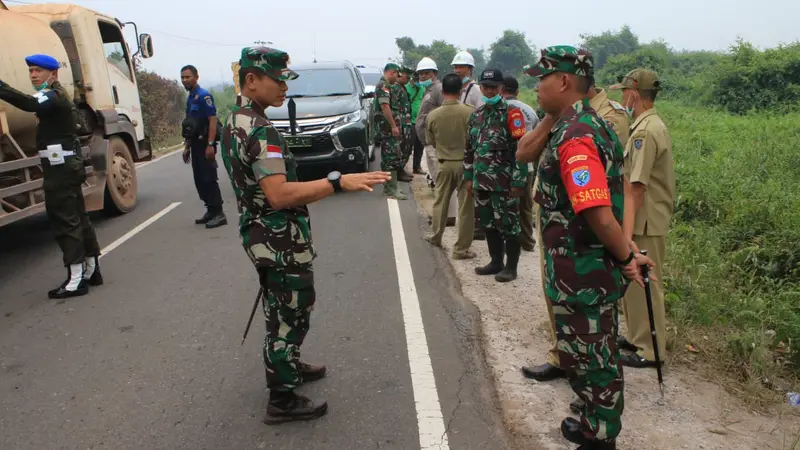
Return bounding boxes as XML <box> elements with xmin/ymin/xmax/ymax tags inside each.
<box><xmin>205</xmin><ymin>211</ymin><xmax>228</xmax><ymax>229</ymax></box>
<box><xmin>263</xmin><ymin>390</ymin><xmax>328</xmax><ymax>425</ymax></box>
<box><xmin>48</xmin><ymin>263</ymin><xmax>89</xmax><ymax>299</ymax></box>
<box><xmin>495</xmin><ymin>237</ymin><xmax>521</xmax><ymax>282</ymax></box>
<box><xmin>383</xmin><ymin>173</ymin><xmax>407</xmax><ymax>200</ymax></box>
<box><xmin>83</xmin><ymin>255</ymin><xmax>103</xmax><ymax>286</ymax></box>
<box><xmin>475</xmin><ymin>230</ymin><xmax>504</xmax><ymax>276</ymax></box>
<box><xmin>299</xmin><ymin>362</ymin><xmax>327</xmax><ymax>383</ymax></box>
<box><xmin>561</xmin><ymin>417</ymin><xmax>616</xmax><ymax>449</ymax></box>
<box><xmin>195</xmin><ymin>210</ymin><xmax>213</xmax><ymax>225</ymax></box>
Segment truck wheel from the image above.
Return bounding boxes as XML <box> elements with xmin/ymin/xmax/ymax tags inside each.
<box><xmin>104</xmin><ymin>136</ymin><xmax>138</xmax><ymax>215</ymax></box>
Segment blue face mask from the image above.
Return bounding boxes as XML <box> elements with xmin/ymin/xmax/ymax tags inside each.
<box><xmin>417</xmin><ymin>79</ymin><xmax>432</xmax><ymax>88</ymax></box>
<box><xmin>482</xmin><ymin>95</ymin><xmax>502</xmax><ymax>105</ymax></box>
<box><xmin>462</xmin><ymin>77</ymin><xmax>471</xmax><ymax>84</ymax></box>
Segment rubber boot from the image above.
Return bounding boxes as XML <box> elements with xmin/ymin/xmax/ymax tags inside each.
<box><xmin>475</xmin><ymin>230</ymin><xmax>504</xmax><ymax>276</ymax></box>
<box><xmin>84</xmin><ymin>255</ymin><xmax>103</xmax><ymax>286</ymax></box>
<box><xmin>48</xmin><ymin>263</ymin><xmax>89</xmax><ymax>299</ymax></box>
<box><xmin>495</xmin><ymin>237</ymin><xmax>521</xmax><ymax>282</ymax></box>
<box><xmin>383</xmin><ymin>173</ymin><xmax>407</xmax><ymax>200</ymax></box>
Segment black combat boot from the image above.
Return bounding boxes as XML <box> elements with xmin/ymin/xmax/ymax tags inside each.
<box><xmin>475</xmin><ymin>230</ymin><xmax>504</xmax><ymax>276</ymax></box>
<box><xmin>195</xmin><ymin>210</ymin><xmax>213</xmax><ymax>224</ymax></box>
<box><xmin>562</xmin><ymin>417</ymin><xmax>616</xmax><ymax>449</ymax></box>
<box><xmin>298</xmin><ymin>361</ymin><xmax>327</xmax><ymax>383</ymax></box>
<box><xmin>48</xmin><ymin>263</ymin><xmax>89</xmax><ymax>299</ymax></box>
<box><xmin>264</xmin><ymin>390</ymin><xmax>328</xmax><ymax>425</ymax></box>
<box><xmin>495</xmin><ymin>237</ymin><xmax>521</xmax><ymax>282</ymax></box>
<box><xmin>84</xmin><ymin>255</ymin><xmax>103</xmax><ymax>286</ymax></box>
<box><xmin>205</xmin><ymin>210</ymin><xmax>228</xmax><ymax>229</ymax></box>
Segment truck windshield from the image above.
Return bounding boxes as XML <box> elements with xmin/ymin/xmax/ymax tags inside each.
<box><xmin>286</xmin><ymin>68</ymin><xmax>355</xmax><ymax>98</ymax></box>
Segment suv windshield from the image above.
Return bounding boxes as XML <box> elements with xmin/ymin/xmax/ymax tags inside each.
<box><xmin>286</xmin><ymin>68</ymin><xmax>355</xmax><ymax>97</ymax></box>
<box><xmin>360</xmin><ymin>72</ymin><xmax>381</xmax><ymax>86</ymax></box>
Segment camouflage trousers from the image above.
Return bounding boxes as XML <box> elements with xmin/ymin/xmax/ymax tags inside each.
<box><xmin>475</xmin><ymin>190</ymin><xmax>521</xmax><ymax>239</ymax></box>
<box><xmin>553</xmin><ymin>300</ymin><xmax>624</xmax><ymax>443</ymax></box>
<box><xmin>379</xmin><ymin>132</ymin><xmax>403</xmax><ymax>172</ymax></box>
<box><xmin>257</xmin><ymin>264</ymin><xmax>316</xmax><ymax>392</ymax></box>
<box><xmin>401</xmin><ymin>124</ymin><xmax>413</xmax><ymax>166</ymax></box>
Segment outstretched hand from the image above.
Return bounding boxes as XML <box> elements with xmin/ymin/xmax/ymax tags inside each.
<box><xmin>341</xmin><ymin>171</ymin><xmax>392</xmax><ymax>192</ymax></box>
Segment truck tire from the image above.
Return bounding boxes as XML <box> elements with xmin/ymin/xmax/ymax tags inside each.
<box><xmin>103</xmin><ymin>136</ymin><xmax>138</xmax><ymax>215</ymax></box>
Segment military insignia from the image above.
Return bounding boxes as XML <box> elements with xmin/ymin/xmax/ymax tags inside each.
<box><xmin>609</xmin><ymin>100</ymin><xmax>625</xmax><ymax>112</ymax></box>
<box><xmin>571</xmin><ymin>168</ymin><xmax>590</xmax><ymax>187</ymax></box>
<box><xmin>194</xmin><ymin>94</ymin><xmax>199</xmax><ymax>100</ymax></box>
<box><xmin>205</xmin><ymin>96</ymin><xmax>213</xmax><ymax>107</ymax></box>
<box><xmin>513</xmin><ymin>119</ymin><xmax>522</xmax><ymax>127</ymax></box>
<box><xmin>634</xmin><ymin>139</ymin><xmax>643</xmax><ymax>150</ymax></box>
<box><xmin>567</xmin><ymin>154</ymin><xmax>587</xmax><ymax>164</ymax></box>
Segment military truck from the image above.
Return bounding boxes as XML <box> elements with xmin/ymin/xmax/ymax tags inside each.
<box><xmin>0</xmin><ymin>0</ymin><xmax>154</xmax><ymax>227</ymax></box>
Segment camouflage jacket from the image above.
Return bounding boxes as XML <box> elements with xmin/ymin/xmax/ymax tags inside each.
<box><xmin>393</xmin><ymin>83</ymin><xmax>412</xmax><ymax>130</ymax></box>
<box><xmin>464</xmin><ymin>99</ymin><xmax>529</xmax><ymax>192</ymax></box>
<box><xmin>220</xmin><ymin>95</ymin><xmax>316</xmax><ymax>268</ymax></box>
<box><xmin>374</xmin><ymin>77</ymin><xmax>402</xmax><ymax>132</ymax></box>
<box><xmin>535</xmin><ymin>98</ymin><xmax>626</xmax><ymax>306</ymax></box>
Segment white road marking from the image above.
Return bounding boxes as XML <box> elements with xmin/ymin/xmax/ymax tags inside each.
<box><xmin>135</xmin><ymin>147</ymin><xmax>183</xmax><ymax>169</ymax></box>
<box><xmin>99</xmin><ymin>202</ymin><xmax>182</xmax><ymax>258</ymax></box>
<box><xmin>386</xmin><ymin>199</ymin><xmax>450</xmax><ymax>450</ymax></box>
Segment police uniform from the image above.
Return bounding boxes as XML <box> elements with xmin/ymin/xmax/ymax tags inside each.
<box><xmin>611</xmin><ymin>69</ymin><xmax>675</xmax><ymax>367</ymax></box>
<box><xmin>0</xmin><ymin>54</ymin><xmax>103</xmax><ymax>299</ymax></box>
<box><xmin>526</xmin><ymin>46</ymin><xmax>628</xmax><ymax>450</ymax></box>
<box><xmin>524</xmin><ymin>85</ymin><xmax>630</xmax><ymax>382</ymax></box>
<box><xmin>374</xmin><ymin>63</ymin><xmax>406</xmax><ymax>199</ymax></box>
<box><xmin>219</xmin><ymin>46</ymin><xmax>327</xmax><ymax>424</ymax></box>
<box><xmin>183</xmin><ymin>83</ymin><xmax>226</xmax><ymax>228</ymax></box>
<box><xmin>464</xmin><ymin>68</ymin><xmax>528</xmax><ymax>283</ymax></box>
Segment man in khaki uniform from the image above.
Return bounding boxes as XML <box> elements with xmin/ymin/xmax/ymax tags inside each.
<box><xmin>520</xmin><ymin>75</ymin><xmax>632</xmax><ymax>384</ymax></box>
<box><xmin>423</xmin><ymin>74</ymin><xmax>476</xmax><ymax>259</ymax></box>
<box><xmin>611</xmin><ymin>68</ymin><xmax>675</xmax><ymax>368</ymax></box>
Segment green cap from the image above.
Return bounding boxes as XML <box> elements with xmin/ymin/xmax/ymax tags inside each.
<box><xmin>239</xmin><ymin>46</ymin><xmax>298</xmax><ymax>81</ymax></box>
<box><xmin>523</xmin><ymin>45</ymin><xmax>594</xmax><ymax>79</ymax></box>
<box><xmin>384</xmin><ymin>62</ymin><xmax>401</xmax><ymax>72</ymax></box>
<box><xmin>400</xmin><ymin>65</ymin><xmax>414</xmax><ymax>75</ymax></box>
<box><xmin>609</xmin><ymin>68</ymin><xmax>661</xmax><ymax>91</ymax></box>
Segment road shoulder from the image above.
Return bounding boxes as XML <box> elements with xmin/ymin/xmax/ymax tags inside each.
<box><xmin>408</xmin><ymin>175</ymin><xmax>798</xmax><ymax>450</ymax></box>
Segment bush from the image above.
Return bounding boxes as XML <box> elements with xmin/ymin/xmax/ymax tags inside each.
<box><xmin>135</xmin><ymin>67</ymin><xmax>186</xmax><ymax>148</ymax></box>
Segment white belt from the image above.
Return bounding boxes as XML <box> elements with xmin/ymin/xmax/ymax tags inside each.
<box><xmin>39</xmin><ymin>150</ymin><xmax>75</xmax><ymax>158</ymax></box>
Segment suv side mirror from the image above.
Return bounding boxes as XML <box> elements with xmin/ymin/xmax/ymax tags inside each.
<box><xmin>362</xmin><ymin>91</ymin><xmax>375</xmax><ymax>99</ymax></box>
<box><xmin>140</xmin><ymin>34</ymin><xmax>154</xmax><ymax>58</ymax></box>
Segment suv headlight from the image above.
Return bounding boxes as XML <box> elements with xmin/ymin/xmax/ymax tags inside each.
<box><xmin>333</xmin><ymin>110</ymin><xmax>362</xmax><ymax>127</ymax></box>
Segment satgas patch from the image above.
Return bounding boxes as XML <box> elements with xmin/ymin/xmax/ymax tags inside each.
<box><xmin>507</xmin><ymin>109</ymin><xmax>525</xmax><ymax>139</ymax></box>
<box><xmin>571</xmin><ymin>166</ymin><xmax>590</xmax><ymax>187</ymax></box>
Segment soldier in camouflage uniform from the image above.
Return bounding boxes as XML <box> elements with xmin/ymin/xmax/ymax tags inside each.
<box><xmin>395</xmin><ymin>66</ymin><xmax>415</xmax><ymax>182</ymax></box>
<box><xmin>374</xmin><ymin>63</ymin><xmax>407</xmax><ymax>199</ymax></box>
<box><xmin>523</xmin><ymin>46</ymin><xmax>655</xmax><ymax>450</ymax></box>
<box><xmin>220</xmin><ymin>46</ymin><xmax>390</xmax><ymax>425</ymax></box>
<box><xmin>464</xmin><ymin>68</ymin><xmax>528</xmax><ymax>283</ymax></box>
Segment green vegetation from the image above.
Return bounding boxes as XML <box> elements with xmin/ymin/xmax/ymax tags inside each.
<box><xmin>395</xmin><ymin>28</ymin><xmax>800</xmax><ymax>393</ymax></box>
<box><xmin>133</xmin><ymin>60</ymin><xmax>186</xmax><ymax>149</ymax></box>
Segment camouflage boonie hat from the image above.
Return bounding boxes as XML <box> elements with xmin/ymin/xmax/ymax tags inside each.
<box><xmin>239</xmin><ymin>46</ymin><xmax>298</xmax><ymax>81</ymax></box>
<box><xmin>609</xmin><ymin>68</ymin><xmax>661</xmax><ymax>91</ymax></box>
<box><xmin>523</xmin><ymin>45</ymin><xmax>594</xmax><ymax>79</ymax></box>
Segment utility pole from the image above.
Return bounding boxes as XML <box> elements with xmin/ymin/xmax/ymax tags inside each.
<box><xmin>312</xmin><ymin>33</ymin><xmax>317</xmax><ymax>63</ymax></box>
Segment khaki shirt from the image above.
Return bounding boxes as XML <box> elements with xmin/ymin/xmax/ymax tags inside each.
<box><xmin>425</xmin><ymin>100</ymin><xmax>474</xmax><ymax>161</ymax></box>
<box><xmin>625</xmin><ymin>108</ymin><xmax>675</xmax><ymax>236</ymax></box>
<box><xmin>590</xmin><ymin>88</ymin><xmax>630</xmax><ymax>147</ymax></box>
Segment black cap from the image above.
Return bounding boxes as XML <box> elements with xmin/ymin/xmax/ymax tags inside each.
<box><xmin>479</xmin><ymin>68</ymin><xmax>503</xmax><ymax>86</ymax></box>
<box><xmin>502</xmin><ymin>75</ymin><xmax>519</xmax><ymax>92</ymax></box>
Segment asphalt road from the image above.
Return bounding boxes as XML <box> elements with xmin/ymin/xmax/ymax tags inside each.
<box><xmin>0</xmin><ymin>151</ymin><xmax>511</xmax><ymax>450</ymax></box>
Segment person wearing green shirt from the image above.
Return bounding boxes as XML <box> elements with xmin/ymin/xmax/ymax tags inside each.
<box><xmin>406</xmin><ymin>72</ymin><xmax>426</xmax><ymax>175</ymax></box>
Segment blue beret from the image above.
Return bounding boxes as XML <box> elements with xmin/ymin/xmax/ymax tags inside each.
<box><xmin>25</xmin><ymin>54</ymin><xmax>60</xmax><ymax>71</ymax></box>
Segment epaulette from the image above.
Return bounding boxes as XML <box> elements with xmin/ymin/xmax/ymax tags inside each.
<box><xmin>608</xmin><ymin>100</ymin><xmax>626</xmax><ymax>112</ymax></box>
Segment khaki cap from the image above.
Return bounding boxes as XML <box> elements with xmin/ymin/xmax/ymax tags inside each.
<box><xmin>609</xmin><ymin>68</ymin><xmax>661</xmax><ymax>91</ymax></box>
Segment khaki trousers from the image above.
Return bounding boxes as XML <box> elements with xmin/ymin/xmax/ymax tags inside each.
<box><xmin>431</xmin><ymin>160</ymin><xmax>474</xmax><ymax>255</ymax></box>
<box><xmin>535</xmin><ymin>202</ymin><xmax>561</xmax><ymax>367</ymax></box>
<box><xmin>622</xmin><ymin>234</ymin><xmax>667</xmax><ymax>362</ymax></box>
<box><xmin>519</xmin><ymin>173</ymin><xmax>536</xmax><ymax>250</ymax></box>
<box><xmin>425</xmin><ymin>145</ymin><xmax>457</xmax><ymax>218</ymax></box>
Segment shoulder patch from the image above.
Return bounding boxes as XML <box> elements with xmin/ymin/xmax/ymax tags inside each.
<box><xmin>205</xmin><ymin>96</ymin><xmax>214</xmax><ymax>107</ymax></box>
<box><xmin>265</xmin><ymin>144</ymin><xmax>284</xmax><ymax>159</ymax></box>
<box><xmin>633</xmin><ymin>138</ymin><xmax>643</xmax><ymax>150</ymax></box>
<box><xmin>609</xmin><ymin>100</ymin><xmax>625</xmax><ymax>112</ymax></box>
<box><xmin>508</xmin><ymin>109</ymin><xmax>525</xmax><ymax>139</ymax></box>
<box><xmin>571</xmin><ymin>167</ymin><xmax>591</xmax><ymax>187</ymax></box>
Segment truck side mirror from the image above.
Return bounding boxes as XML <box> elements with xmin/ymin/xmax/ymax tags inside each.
<box><xmin>140</xmin><ymin>34</ymin><xmax>154</xmax><ymax>58</ymax></box>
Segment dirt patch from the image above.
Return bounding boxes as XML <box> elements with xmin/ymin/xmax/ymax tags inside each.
<box><xmin>407</xmin><ymin>171</ymin><xmax>800</xmax><ymax>450</ymax></box>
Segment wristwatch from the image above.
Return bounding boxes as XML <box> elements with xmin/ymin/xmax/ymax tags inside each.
<box><xmin>327</xmin><ymin>171</ymin><xmax>342</xmax><ymax>193</ymax></box>
<box><xmin>615</xmin><ymin>250</ymin><xmax>635</xmax><ymax>266</ymax></box>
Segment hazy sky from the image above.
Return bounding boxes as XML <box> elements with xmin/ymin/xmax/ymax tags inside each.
<box><xmin>7</xmin><ymin>0</ymin><xmax>800</xmax><ymax>85</ymax></box>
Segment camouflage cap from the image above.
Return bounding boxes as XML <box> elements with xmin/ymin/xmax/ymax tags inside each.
<box><xmin>609</xmin><ymin>68</ymin><xmax>661</xmax><ymax>91</ymax></box>
<box><xmin>400</xmin><ymin>65</ymin><xmax>415</xmax><ymax>75</ymax></box>
<box><xmin>523</xmin><ymin>45</ymin><xmax>593</xmax><ymax>79</ymax></box>
<box><xmin>239</xmin><ymin>46</ymin><xmax>298</xmax><ymax>81</ymax></box>
<box><xmin>384</xmin><ymin>62</ymin><xmax>401</xmax><ymax>72</ymax></box>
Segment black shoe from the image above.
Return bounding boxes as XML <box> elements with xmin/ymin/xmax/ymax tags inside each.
<box><xmin>473</xmin><ymin>229</ymin><xmax>486</xmax><ymax>241</ymax></box>
<box><xmin>521</xmin><ymin>363</ymin><xmax>566</xmax><ymax>381</ymax></box>
<box><xmin>570</xmin><ymin>397</ymin><xmax>585</xmax><ymax>414</ymax></box>
<box><xmin>616</xmin><ymin>336</ymin><xmax>638</xmax><ymax>352</ymax></box>
<box><xmin>620</xmin><ymin>353</ymin><xmax>659</xmax><ymax>368</ymax></box>
<box><xmin>475</xmin><ymin>230</ymin><xmax>504</xmax><ymax>276</ymax></box>
<box><xmin>562</xmin><ymin>418</ymin><xmax>617</xmax><ymax>449</ymax></box>
<box><xmin>48</xmin><ymin>279</ymin><xmax>89</xmax><ymax>299</ymax></box>
<box><xmin>205</xmin><ymin>213</ymin><xmax>227</xmax><ymax>229</ymax></box>
<box><xmin>85</xmin><ymin>256</ymin><xmax>103</xmax><ymax>286</ymax></box>
<box><xmin>299</xmin><ymin>362</ymin><xmax>327</xmax><ymax>383</ymax></box>
<box><xmin>195</xmin><ymin>210</ymin><xmax>213</xmax><ymax>224</ymax></box>
<box><xmin>495</xmin><ymin>238</ymin><xmax>521</xmax><ymax>282</ymax></box>
<box><xmin>264</xmin><ymin>391</ymin><xmax>328</xmax><ymax>424</ymax></box>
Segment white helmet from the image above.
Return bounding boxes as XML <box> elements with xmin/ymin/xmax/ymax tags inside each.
<box><xmin>416</xmin><ymin>57</ymin><xmax>438</xmax><ymax>72</ymax></box>
<box><xmin>451</xmin><ymin>51</ymin><xmax>475</xmax><ymax>67</ymax></box>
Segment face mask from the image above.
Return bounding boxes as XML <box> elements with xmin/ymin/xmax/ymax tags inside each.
<box><xmin>624</xmin><ymin>93</ymin><xmax>638</xmax><ymax>118</ymax></box>
<box><xmin>482</xmin><ymin>95</ymin><xmax>501</xmax><ymax>105</ymax></box>
<box><xmin>417</xmin><ymin>80</ymin><xmax>432</xmax><ymax>88</ymax></box>
<box><xmin>462</xmin><ymin>77</ymin><xmax>471</xmax><ymax>84</ymax></box>
<box><xmin>34</xmin><ymin>82</ymin><xmax>49</xmax><ymax>92</ymax></box>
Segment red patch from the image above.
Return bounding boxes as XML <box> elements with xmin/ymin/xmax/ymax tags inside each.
<box><xmin>557</xmin><ymin>137</ymin><xmax>611</xmax><ymax>214</ymax></box>
<box><xmin>507</xmin><ymin>109</ymin><xmax>525</xmax><ymax>140</ymax></box>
